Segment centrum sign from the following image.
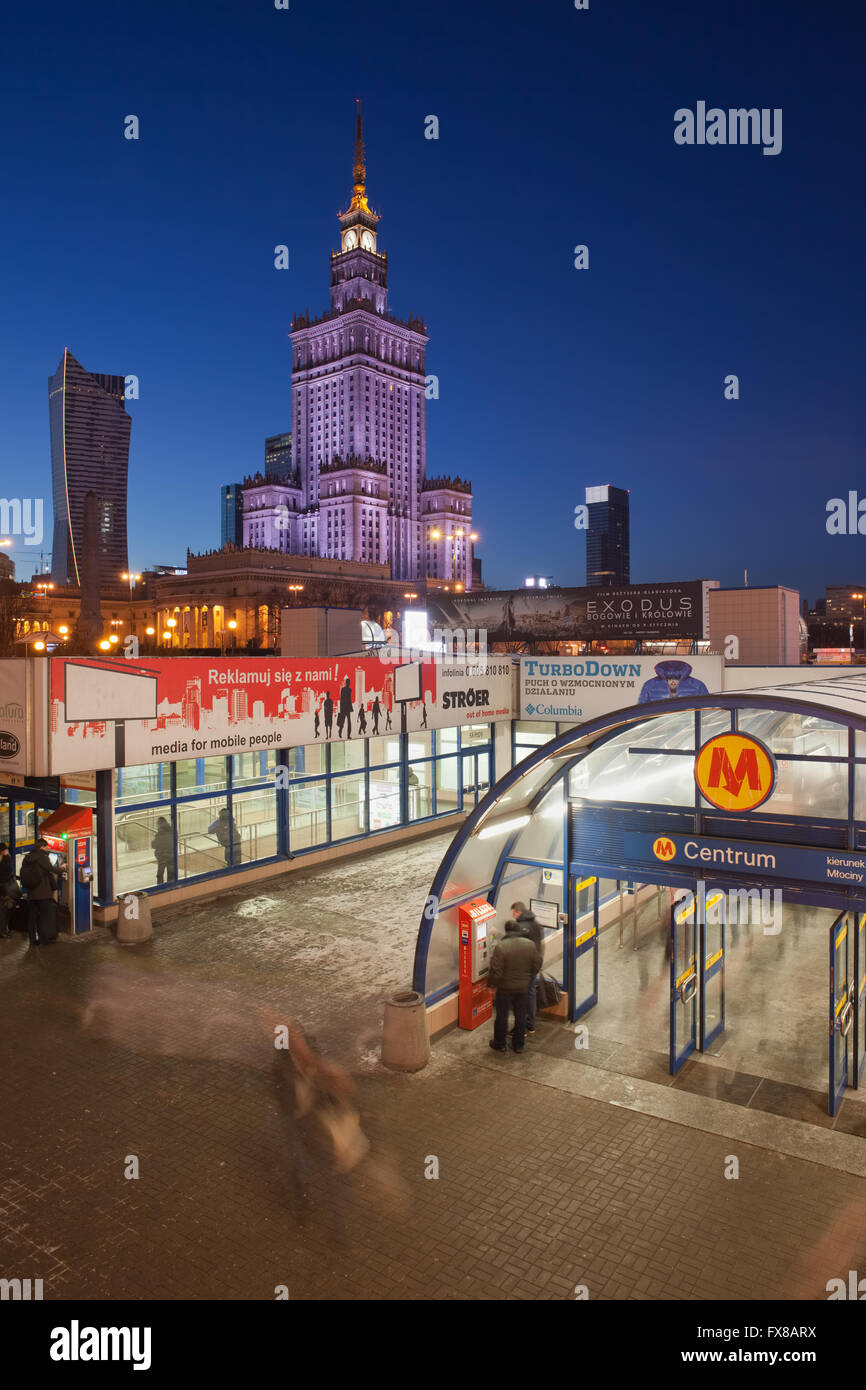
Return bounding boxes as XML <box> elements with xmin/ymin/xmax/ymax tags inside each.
<box><xmin>627</xmin><ymin>831</ymin><xmax>866</xmax><ymax>888</ymax></box>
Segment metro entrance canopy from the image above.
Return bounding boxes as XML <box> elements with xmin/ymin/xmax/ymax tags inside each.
<box><xmin>414</xmin><ymin>674</ymin><xmax>866</xmax><ymax>1113</ymax></box>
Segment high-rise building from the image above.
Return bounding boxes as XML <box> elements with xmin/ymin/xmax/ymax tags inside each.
<box><xmin>49</xmin><ymin>348</ymin><xmax>130</xmax><ymax>588</ymax></box>
<box><xmin>242</xmin><ymin>103</ymin><xmax>473</xmax><ymax>588</ymax></box>
<box><xmin>264</xmin><ymin>433</ymin><xmax>293</xmax><ymax>479</ymax></box>
<box><xmin>221</xmin><ymin>483</ymin><xmax>244</xmax><ymax>547</ymax></box>
<box><xmin>585</xmin><ymin>484</ymin><xmax>630</xmax><ymax>588</ymax></box>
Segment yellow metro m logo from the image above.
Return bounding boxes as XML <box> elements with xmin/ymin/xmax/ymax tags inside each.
<box><xmin>695</xmin><ymin>733</ymin><xmax>775</xmax><ymax>812</ymax></box>
<box><xmin>653</xmin><ymin>836</ymin><xmax>676</xmax><ymax>860</ymax></box>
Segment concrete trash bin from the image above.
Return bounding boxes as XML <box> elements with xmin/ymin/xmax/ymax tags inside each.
<box><xmin>115</xmin><ymin>891</ymin><xmax>153</xmax><ymax>944</ymax></box>
<box><xmin>381</xmin><ymin>990</ymin><xmax>430</xmax><ymax>1072</ymax></box>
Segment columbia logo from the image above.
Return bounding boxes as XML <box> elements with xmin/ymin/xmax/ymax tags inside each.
<box><xmin>525</xmin><ymin>703</ymin><xmax>535</xmax><ymax>715</ymax></box>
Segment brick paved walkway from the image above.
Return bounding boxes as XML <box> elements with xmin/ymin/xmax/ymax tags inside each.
<box><xmin>1</xmin><ymin>833</ymin><xmax>865</xmax><ymax>1300</ymax></box>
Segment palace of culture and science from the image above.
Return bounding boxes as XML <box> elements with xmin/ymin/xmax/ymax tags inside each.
<box><xmin>242</xmin><ymin>104</ymin><xmax>475</xmax><ymax>588</ymax></box>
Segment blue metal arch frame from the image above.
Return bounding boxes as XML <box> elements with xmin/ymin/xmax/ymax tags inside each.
<box><xmin>412</xmin><ymin>690</ymin><xmax>866</xmax><ymax>997</ymax></box>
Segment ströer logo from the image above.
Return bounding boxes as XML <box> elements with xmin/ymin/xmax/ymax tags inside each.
<box><xmin>0</xmin><ymin>731</ymin><xmax>21</xmax><ymax>758</ymax></box>
<box><xmin>695</xmin><ymin>733</ymin><xmax>775</xmax><ymax>812</ymax></box>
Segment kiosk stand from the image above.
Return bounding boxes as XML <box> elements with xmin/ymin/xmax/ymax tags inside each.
<box><xmin>458</xmin><ymin>898</ymin><xmax>498</xmax><ymax>1030</ymax></box>
<box><xmin>37</xmin><ymin>804</ymin><xmax>95</xmax><ymax>936</ymax></box>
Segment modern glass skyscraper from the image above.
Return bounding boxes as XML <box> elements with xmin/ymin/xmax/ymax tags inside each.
<box><xmin>49</xmin><ymin>348</ymin><xmax>130</xmax><ymax>587</ymax></box>
<box><xmin>585</xmin><ymin>484</ymin><xmax>630</xmax><ymax>588</ymax></box>
<box><xmin>221</xmin><ymin>483</ymin><xmax>244</xmax><ymax>547</ymax></box>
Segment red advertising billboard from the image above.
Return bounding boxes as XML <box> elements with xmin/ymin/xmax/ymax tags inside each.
<box><xmin>47</xmin><ymin>655</ymin><xmax>514</xmax><ymax>773</ymax></box>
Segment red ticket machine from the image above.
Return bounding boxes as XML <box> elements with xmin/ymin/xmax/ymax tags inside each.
<box><xmin>458</xmin><ymin>898</ymin><xmax>498</xmax><ymax>1030</ymax></box>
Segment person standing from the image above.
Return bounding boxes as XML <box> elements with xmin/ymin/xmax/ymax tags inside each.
<box><xmin>511</xmin><ymin>900</ymin><xmax>543</xmax><ymax>1035</ymax></box>
<box><xmin>151</xmin><ymin>816</ymin><xmax>175</xmax><ymax>884</ymax></box>
<box><xmin>208</xmin><ymin>808</ymin><xmax>241</xmax><ymax>866</ymax></box>
<box><xmin>371</xmin><ymin>697</ymin><xmax>381</xmax><ymax>735</ymax></box>
<box><xmin>323</xmin><ymin>691</ymin><xmax>334</xmax><ymax>739</ymax></box>
<box><xmin>338</xmin><ymin>677</ymin><xmax>353</xmax><ymax>739</ymax></box>
<box><xmin>20</xmin><ymin>837</ymin><xmax>58</xmax><ymax>946</ymax></box>
<box><xmin>0</xmin><ymin>841</ymin><xmax>17</xmax><ymax>938</ymax></box>
<box><xmin>357</xmin><ymin>704</ymin><xmax>367</xmax><ymax>736</ymax></box>
<box><xmin>487</xmin><ymin>920</ymin><xmax>541</xmax><ymax>1053</ymax></box>
<box><xmin>314</xmin><ymin>709</ymin><xmax>321</xmax><ymax>740</ymax></box>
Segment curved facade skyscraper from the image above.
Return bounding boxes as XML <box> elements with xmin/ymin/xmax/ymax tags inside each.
<box><xmin>49</xmin><ymin>348</ymin><xmax>130</xmax><ymax>587</ymax></box>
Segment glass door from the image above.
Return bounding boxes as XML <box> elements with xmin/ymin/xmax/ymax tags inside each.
<box><xmin>856</xmin><ymin>913</ymin><xmax>866</xmax><ymax>1087</ymax></box>
<box><xmin>829</xmin><ymin>912</ymin><xmax>852</xmax><ymax>1116</ymax></box>
<box><xmin>700</xmin><ymin>884</ymin><xmax>726</xmax><ymax>1051</ymax></box>
<box><xmin>570</xmin><ymin>872</ymin><xmax>598</xmax><ymax>1021</ymax></box>
<box><xmin>670</xmin><ymin>890</ymin><xmax>697</xmax><ymax>1073</ymax></box>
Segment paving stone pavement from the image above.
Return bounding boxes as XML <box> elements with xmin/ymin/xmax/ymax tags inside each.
<box><xmin>1</xmin><ymin>832</ymin><xmax>865</xmax><ymax>1301</ymax></box>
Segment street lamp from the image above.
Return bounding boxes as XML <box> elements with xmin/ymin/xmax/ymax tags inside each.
<box><xmin>121</xmin><ymin>571</ymin><xmax>141</xmax><ymax>595</ymax></box>
<box><xmin>99</xmin><ymin>639</ymin><xmax>111</xmax><ymax>651</ymax></box>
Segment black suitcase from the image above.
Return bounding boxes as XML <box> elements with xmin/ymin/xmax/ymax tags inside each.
<box><xmin>9</xmin><ymin>898</ymin><xmax>30</xmax><ymax>934</ymax></box>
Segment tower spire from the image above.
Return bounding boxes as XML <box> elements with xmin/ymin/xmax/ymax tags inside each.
<box><xmin>350</xmin><ymin>98</ymin><xmax>369</xmax><ymax>212</ymax></box>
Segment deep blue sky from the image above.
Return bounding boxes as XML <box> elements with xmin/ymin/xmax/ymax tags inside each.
<box><xmin>1</xmin><ymin>0</ymin><xmax>863</xmax><ymax>602</ymax></box>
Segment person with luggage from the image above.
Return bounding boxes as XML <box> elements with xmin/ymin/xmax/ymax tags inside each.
<box><xmin>511</xmin><ymin>900</ymin><xmax>543</xmax><ymax>1035</ymax></box>
<box><xmin>19</xmin><ymin>837</ymin><xmax>58</xmax><ymax>946</ymax></box>
<box><xmin>0</xmin><ymin>840</ymin><xmax>18</xmax><ymax>938</ymax></box>
<box><xmin>487</xmin><ymin>919</ymin><xmax>542</xmax><ymax>1053</ymax></box>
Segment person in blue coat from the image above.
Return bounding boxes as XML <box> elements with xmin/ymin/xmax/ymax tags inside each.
<box><xmin>638</xmin><ymin>660</ymin><xmax>709</xmax><ymax>703</ymax></box>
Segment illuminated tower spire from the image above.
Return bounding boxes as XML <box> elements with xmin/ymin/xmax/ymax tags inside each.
<box><xmin>350</xmin><ymin>98</ymin><xmax>369</xmax><ymax>212</ymax></box>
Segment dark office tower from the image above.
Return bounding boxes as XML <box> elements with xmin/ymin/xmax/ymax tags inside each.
<box><xmin>264</xmin><ymin>432</ymin><xmax>293</xmax><ymax>480</ymax></box>
<box><xmin>49</xmin><ymin>348</ymin><xmax>130</xmax><ymax>587</ymax></box>
<box><xmin>221</xmin><ymin>482</ymin><xmax>244</xmax><ymax>547</ymax></box>
<box><xmin>585</xmin><ymin>484</ymin><xmax>630</xmax><ymax>587</ymax></box>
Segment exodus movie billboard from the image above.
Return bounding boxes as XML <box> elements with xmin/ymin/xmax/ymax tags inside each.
<box><xmin>47</xmin><ymin>656</ymin><xmax>514</xmax><ymax>773</ymax></box>
<box><xmin>430</xmin><ymin>581</ymin><xmax>707</xmax><ymax>642</ymax></box>
<box><xmin>520</xmin><ymin>654</ymin><xmax>723</xmax><ymax>721</ymax></box>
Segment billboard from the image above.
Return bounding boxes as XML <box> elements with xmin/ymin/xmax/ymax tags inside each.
<box><xmin>0</xmin><ymin>660</ymin><xmax>27</xmax><ymax>775</ymax></box>
<box><xmin>520</xmin><ymin>654</ymin><xmax>723</xmax><ymax>721</ymax></box>
<box><xmin>430</xmin><ymin>581</ymin><xmax>706</xmax><ymax>642</ymax></box>
<box><xmin>47</xmin><ymin>655</ymin><xmax>515</xmax><ymax>773</ymax></box>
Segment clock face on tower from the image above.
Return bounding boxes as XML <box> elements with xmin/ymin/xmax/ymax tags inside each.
<box><xmin>361</xmin><ymin>230</ymin><xmax>374</xmax><ymax>251</ymax></box>
<box><xmin>343</xmin><ymin>230</ymin><xmax>357</xmax><ymax>251</ymax></box>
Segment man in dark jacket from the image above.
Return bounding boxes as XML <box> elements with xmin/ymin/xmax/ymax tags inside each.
<box><xmin>512</xmin><ymin>900</ymin><xmax>543</xmax><ymax>1035</ymax></box>
<box><xmin>0</xmin><ymin>841</ymin><xmax>16</xmax><ymax>938</ymax></box>
<box><xmin>208</xmin><ymin>808</ymin><xmax>242</xmax><ymax>866</ymax></box>
<box><xmin>151</xmin><ymin>816</ymin><xmax>175</xmax><ymax>884</ymax></box>
<box><xmin>21</xmin><ymin>837</ymin><xmax>58</xmax><ymax>946</ymax></box>
<box><xmin>487</xmin><ymin>920</ymin><xmax>542</xmax><ymax>1053</ymax></box>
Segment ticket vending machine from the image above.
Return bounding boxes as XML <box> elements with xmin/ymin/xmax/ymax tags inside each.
<box><xmin>458</xmin><ymin>898</ymin><xmax>498</xmax><ymax>1030</ymax></box>
<box><xmin>36</xmin><ymin>804</ymin><xmax>95</xmax><ymax>936</ymax></box>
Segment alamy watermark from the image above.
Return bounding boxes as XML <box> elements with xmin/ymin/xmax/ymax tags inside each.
<box><xmin>0</xmin><ymin>497</ymin><xmax>43</xmax><ymax>545</ymax></box>
<box><xmin>675</xmin><ymin>883</ymin><xmax>782</xmax><ymax>935</ymax></box>
<box><xmin>674</xmin><ymin>103</ymin><xmax>782</xmax><ymax>156</ymax></box>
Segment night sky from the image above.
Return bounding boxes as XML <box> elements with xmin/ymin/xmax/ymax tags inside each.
<box><xmin>1</xmin><ymin>0</ymin><xmax>863</xmax><ymax>601</ymax></box>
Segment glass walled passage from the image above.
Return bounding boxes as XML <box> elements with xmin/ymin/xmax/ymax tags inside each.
<box><xmin>416</xmin><ymin>681</ymin><xmax>866</xmax><ymax>1006</ymax></box>
<box><xmin>111</xmin><ymin>725</ymin><xmax>493</xmax><ymax>897</ymax></box>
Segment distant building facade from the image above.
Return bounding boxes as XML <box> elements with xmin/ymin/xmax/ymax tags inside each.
<box><xmin>49</xmin><ymin>348</ymin><xmax>130</xmax><ymax>588</ymax></box>
<box><xmin>585</xmin><ymin>484</ymin><xmax>630</xmax><ymax>588</ymax></box>
<box><xmin>241</xmin><ymin>104</ymin><xmax>473</xmax><ymax>588</ymax></box>
<box><xmin>221</xmin><ymin>483</ymin><xmax>244</xmax><ymax>547</ymax></box>
<box><xmin>264</xmin><ymin>432</ymin><xmax>293</xmax><ymax>479</ymax></box>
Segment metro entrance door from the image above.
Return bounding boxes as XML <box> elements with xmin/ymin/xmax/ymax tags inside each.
<box><xmin>830</xmin><ymin>911</ymin><xmax>852</xmax><ymax>1116</ymax></box>
<box><xmin>670</xmin><ymin>889</ymin><xmax>697</xmax><ymax>1073</ymax></box>
<box><xmin>669</xmin><ymin>882</ymin><xmax>726</xmax><ymax>1074</ymax></box>
<box><xmin>569</xmin><ymin>872</ymin><xmax>598</xmax><ymax>1021</ymax></box>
